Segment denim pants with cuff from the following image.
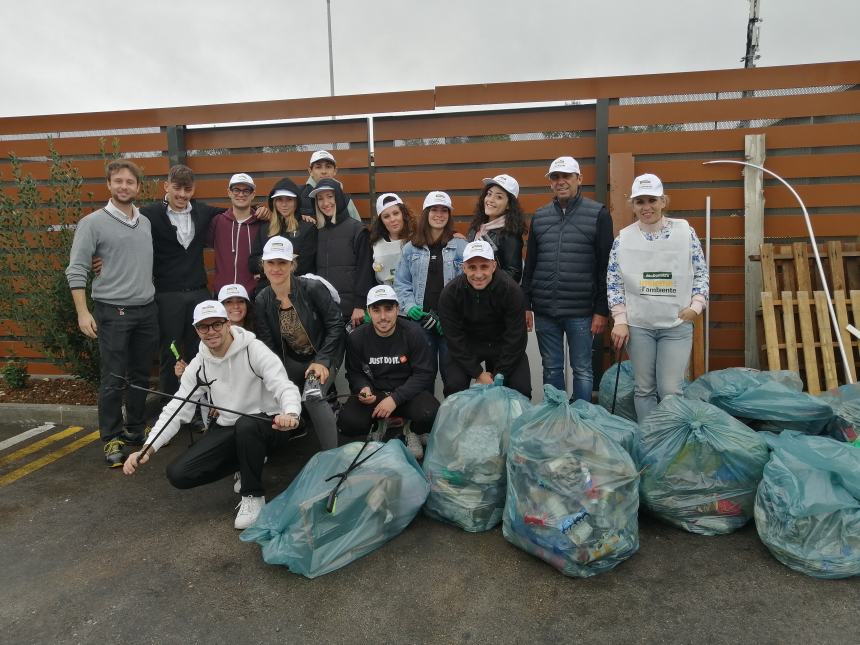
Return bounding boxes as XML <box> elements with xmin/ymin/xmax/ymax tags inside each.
<box><xmin>534</xmin><ymin>314</ymin><xmax>593</xmax><ymax>401</ymax></box>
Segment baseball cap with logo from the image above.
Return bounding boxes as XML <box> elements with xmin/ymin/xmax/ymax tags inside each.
<box><xmin>271</xmin><ymin>188</ymin><xmax>297</xmax><ymax>199</ymax></box>
<box><xmin>228</xmin><ymin>173</ymin><xmax>255</xmax><ymax>189</ymax></box>
<box><xmin>463</xmin><ymin>240</ymin><xmax>495</xmax><ymax>262</ymax></box>
<box><xmin>262</xmin><ymin>236</ymin><xmax>296</xmax><ymax>261</ymax></box>
<box><xmin>482</xmin><ymin>174</ymin><xmax>520</xmax><ymax>198</ymax></box>
<box><xmin>309</xmin><ymin>150</ymin><xmax>336</xmax><ymax>166</ymax></box>
<box><xmin>545</xmin><ymin>156</ymin><xmax>581</xmax><ymax>177</ymax></box>
<box><xmin>423</xmin><ymin>191</ymin><xmax>453</xmax><ymax>210</ymax></box>
<box><xmin>217</xmin><ymin>283</ymin><xmax>250</xmax><ymax>302</ymax></box>
<box><xmin>375</xmin><ymin>192</ymin><xmax>404</xmax><ymax>215</ymax></box>
<box><xmin>366</xmin><ymin>285</ymin><xmax>399</xmax><ymax>307</ymax></box>
<box><xmin>193</xmin><ymin>300</ymin><xmax>229</xmax><ymax>326</ymax></box>
<box><xmin>630</xmin><ymin>173</ymin><xmax>665</xmax><ymax>199</ymax></box>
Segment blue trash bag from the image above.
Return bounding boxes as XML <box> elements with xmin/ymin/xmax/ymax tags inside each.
<box><xmin>818</xmin><ymin>384</ymin><xmax>860</xmax><ymax>444</ymax></box>
<box><xmin>503</xmin><ymin>385</ymin><xmax>640</xmax><ymax>577</ymax></box>
<box><xmin>598</xmin><ymin>360</ymin><xmax>636</xmax><ymax>422</ymax></box>
<box><xmin>755</xmin><ymin>431</ymin><xmax>860</xmax><ymax>579</ymax></box>
<box><xmin>240</xmin><ymin>440</ymin><xmax>429</xmax><ymax>578</ymax></box>
<box><xmin>639</xmin><ymin>395</ymin><xmax>769</xmax><ymax>535</ymax></box>
<box><xmin>569</xmin><ymin>399</ymin><xmax>640</xmax><ymax>465</ymax></box>
<box><xmin>422</xmin><ymin>376</ymin><xmax>531</xmax><ymax>532</ymax></box>
<box><xmin>683</xmin><ymin>367</ymin><xmax>833</xmax><ymax>435</ymax></box>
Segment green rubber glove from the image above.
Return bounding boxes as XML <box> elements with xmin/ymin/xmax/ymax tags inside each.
<box><xmin>363</xmin><ymin>310</ymin><xmax>371</xmax><ymax>324</ymax></box>
<box><xmin>435</xmin><ymin>319</ymin><xmax>444</xmax><ymax>336</ymax></box>
<box><xmin>407</xmin><ymin>306</ymin><xmax>426</xmax><ymax>321</ymax></box>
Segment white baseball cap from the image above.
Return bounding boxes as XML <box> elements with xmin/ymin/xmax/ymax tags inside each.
<box><xmin>262</xmin><ymin>236</ymin><xmax>296</xmax><ymax>261</ymax></box>
<box><xmin>366</xmin><ymin>284</ymin><xmax>399</xmax><ymax>307</ymax></box>
<box><xmin>545</xmin><ymin>156</ymin><xmax>581</xmax><ymax>177</ymax></box>
<box><xmin>309</xmin><ymin>150</ymin><xmax>336</xmax><ymax>165</ymax></box>
<box><xmin>375</xmin><ymin>192</ymin><xmax>404</xmax><ymax>215</ymax></box>
<box><xmin>463</xmin><ymin>240</ymin><xmax>495</xmax><ymax>262</ymax></box>
<box><xmin>271</xmin><ymin>188</ymin><xmax>297</xmax><ymax>199</ymax></box>
<box><xmin>228</xmin><ymin>173</ymin><xmax>255</xmax><ymax>188</ymax></box>
<box><xmin>482</xmin><ymin>174</ymin><xmax>520</xmax><ymax>198</ymax></box>
<box><xmin>218</xmin><ymin>283</ymin><xmax>250</xmax><ymax>302</ymax></box>
<box><xmin>630</xmin><ymin>173</ymin><xmax>665</xmax><ymax>198</ymax></box>
<box><xmin>193</xmin><ymin>300</ymin><xmax>229</xmax><ymax>326</ymax></box>
<box><xmin>423</xmin><ymin>191</ymin><xmax>452</xmax><ymax>210</ymax></box>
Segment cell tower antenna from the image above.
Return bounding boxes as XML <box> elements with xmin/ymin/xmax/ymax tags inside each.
<box><xmin>743</xmin><ymin>0</ymin><xmax>763</xmax><ymax>68</ymax></box>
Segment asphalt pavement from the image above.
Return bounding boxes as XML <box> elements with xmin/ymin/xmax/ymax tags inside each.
<box><xmin>0</xmin><ymin>419</ymin><xmax>855</xmax><ymax>645</ymax></box>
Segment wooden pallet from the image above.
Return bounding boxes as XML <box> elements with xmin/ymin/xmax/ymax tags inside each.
<box><xmin>758</xmin><ymin>241</ymin><xmax>860</xmax><ymax>295</ymax></box>
<box><xmin>759</xmin><ymin>289</ymin><xmax>860</xmax><ymax>393</ymax></box>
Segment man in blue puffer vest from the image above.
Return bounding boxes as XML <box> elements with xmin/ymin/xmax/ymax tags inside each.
<box><xmin>521</xmin><ymin>156</ymin><xmax>613</xmax><ymax>402</ymax></box>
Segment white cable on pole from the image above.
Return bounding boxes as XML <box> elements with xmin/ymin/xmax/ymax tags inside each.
<box><xmin>705</xmin><ymin>195</ymin><xmax>711</xmax><ymax>373</ymax></box>
<box><xmin>704</xmin><ymin>159</ymin><xmax>854</xmax><ymax>385</ymax></box>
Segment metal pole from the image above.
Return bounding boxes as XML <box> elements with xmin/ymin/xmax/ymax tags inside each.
<box><xmin>704</xmin><ymin>159</ymin><xmax>854</xmax><ymax>385</ymax></box>
<box><xmin>326</xmin><ymin>0</ymin><xmax>335</xmax><ymax>97</ymax></box>
<box><xmin>705</xmin><ymin>195</ymin><xmax>711</xmax><ymax>373</ymax></box>
<box><xmin>367</xmin><ymin>116</ymin><xmax>376</xmax><ymax>216</ymax></box>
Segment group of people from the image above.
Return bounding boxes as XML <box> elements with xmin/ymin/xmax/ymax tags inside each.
<box><xmin>65</xmin><ymin>150</ymin><xmax>708</xmax><ymax>529</ymax></box>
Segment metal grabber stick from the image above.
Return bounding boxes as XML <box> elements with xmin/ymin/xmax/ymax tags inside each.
<box><xmin>112</xmin><ymin>367</ymin><xmax>214</xmax><ymax>463</ymax></box>
<box><xmin>610</xmin><ymin>344</ymin><xmax>624</xmax><ymax>416</ymax></box>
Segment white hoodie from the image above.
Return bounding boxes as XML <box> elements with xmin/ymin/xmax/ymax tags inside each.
<box><xmin>144</xmin><ymin>326</ymin><xmax>301</xmax><ymax>453</ymax></box>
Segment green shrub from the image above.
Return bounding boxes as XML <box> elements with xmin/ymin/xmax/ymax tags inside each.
<box><xmin>1</xmin><ymin>360</ymin><xmax>29</xmax><ymax>390</ymax></box>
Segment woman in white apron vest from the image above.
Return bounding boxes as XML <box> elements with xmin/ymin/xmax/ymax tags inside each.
<box><xmin>607</xmin><ymin>174</ymin><xmax>709</xmax><ymax>421</ymax></box>
<box><xmin>370</xmin><ymin>192</ymin><xmax>414</xmax><ymax>286</ymax></box>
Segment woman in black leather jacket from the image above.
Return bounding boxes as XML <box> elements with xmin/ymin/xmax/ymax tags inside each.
<box><xmin>254</xmin><ymin>236</ymin><xmax>345</xmax><ymax>450</ymax></box>
<box><xmin>466</xmin><ymin>174</ymin><xmax>526</xmax><ymax>283</ymax></box>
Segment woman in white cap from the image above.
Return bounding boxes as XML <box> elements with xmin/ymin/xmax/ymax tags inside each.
<box><xmin>466</xmin><ymin>174</ymin><xmax>526</xmax><ymax>283</ymax></box>
<box><xmin>394</xmin><ymin>191</ymin><xmax>466</xmax><ymax>383</ymax></box>
<box><xmin>608</xmin><ymin>174</ymin><xmax>709</xmax><ymax>421</ymax></box>
<box><xmin>254</xmin><ymin>236</ymin><xmax>346</xmax><ymax>451</ymax></box>
<box><xmin>248</xmin><ymin>177</ymin><xmax>316</xmax><ymax>294</ymax></box>
<box><xmin>369</xmin><ymin>192</ymin><xmax>414</xmax><ymax>286</ymax></box>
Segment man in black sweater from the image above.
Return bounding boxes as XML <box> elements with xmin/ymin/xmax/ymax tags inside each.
<box><xmin>140</xmin><ymin>165</ymin><xmax>224</xmax><ymax>394</ymax></box>
<box><xmin>338</xmin><ymin>285</ymin><xmax>440</xmax><ymax>451</ymax></box>
<box><xmin>439</xmin><ymin>240</ymin><xmax>532</xmax><ymax>399</ymax></box>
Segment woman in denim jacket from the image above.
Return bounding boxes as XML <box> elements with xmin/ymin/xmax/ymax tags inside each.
<box><xmin>394</xmin><ymin>191</ymin><xmax>466</xmax><ymax>384</ymax></box>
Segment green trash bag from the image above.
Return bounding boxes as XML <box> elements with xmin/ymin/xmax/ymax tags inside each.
<box><xmin>684</xmin><ymin>367</ymin><xmax>833</xmax><ymax>435</ymax></box>
<box><xmin>503</xmin><ymin>385</ymin><xmax>639</xmax><ymax>577</ymax></box>
<box><xmin>423</xmin><ymin>376</ymin><xmax>531</xmax><ymax>532</ymax></box>
<box><xmin>598</xmin><ymin>360</ymin><xmax>636</xmax><ymax>422</ymax></box>
<box><xmin>818</xmin><ymin>384</ymin><xmax>860</xmax><ymax>444</ymax></box>
<box><xmin>570</xmin><ymin>399</ymin><xmax>640</xmax><ymax>465</ymax></box>
<box><xmin>240</xmin><ymin>440</ymin><xmax>429</xmax><ymax>578</ymax></box>
<box><xmin>639</xmin><ymin>395</ymin><xmax>769</xmax><ymax>535</ymax></box>
<box><xmin>755</xmin><ymin>431</ymin><xmax>860</xmax><ymax>579</ymax></box>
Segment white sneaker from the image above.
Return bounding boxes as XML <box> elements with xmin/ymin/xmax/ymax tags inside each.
<box><xmin>404</xmin><ymin>429</ymin><xmax>424</xmax><ymax>461</ymax></box>
<box><xmin>234</xmin><ymin>495</ymin><xmax>265</xmax><ymax>530</ymax></box>
<box><xmin>233</xmin><ymin>472</ymin><xmax>241</xmax><ymax>494</ymax></box>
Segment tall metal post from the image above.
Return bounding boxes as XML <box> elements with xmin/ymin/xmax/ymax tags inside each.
<box><xmin>326</xmin><ymin>0</ymin><xmax>335</xmax><ymax>97</ymax></box>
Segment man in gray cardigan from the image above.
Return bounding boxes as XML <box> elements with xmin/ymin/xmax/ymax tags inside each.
<box><xmin>65</xmin><ymin>160</ymin><xmax>158</xmax><ymax>468</ymax></box>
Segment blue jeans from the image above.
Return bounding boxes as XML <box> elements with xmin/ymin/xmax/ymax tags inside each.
<box><xmin>626</xmin><ymin>323</ymin><xmax>694</xmax><ymax>422</ymax></box>
<box><xmin>422</xmin><ymin>327</ymin><xmax>448</xmax><ymax>387</ymax></box>
<box><xmin>534</xmin><ymin>314</ymin><xmax>593</xmax><ymax>401</ymax></box>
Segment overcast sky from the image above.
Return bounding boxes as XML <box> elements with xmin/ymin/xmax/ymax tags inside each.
<box><xmin>1</xmin><ymin>0</ymin><xmax>858</xmax><ymax>118</ymax></box>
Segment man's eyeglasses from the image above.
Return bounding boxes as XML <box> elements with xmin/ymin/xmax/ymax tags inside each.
<box><xmin>195</xmin><ymin>320</ymin><xmax>227</xmax><ymax>333</ymax></box>
<box><xmin>230</xmin><ymin>187</ymin><xmax>253</xmax><ymax>196</ymax></box>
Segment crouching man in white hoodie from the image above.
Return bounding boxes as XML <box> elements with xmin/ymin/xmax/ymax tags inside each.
<box><xmin>124</xmin><ymin>300</ymin><xmax>302</xmax><ymax>529</ymax></box>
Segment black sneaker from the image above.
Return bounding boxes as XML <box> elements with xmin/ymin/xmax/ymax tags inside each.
<box><xmin>104</xmin><ymin>438</ymin><xmax>126</xmax><ymax>468</ymax></box>
<box><xmin>120</xmin><ymin>427</ymin><xmax>150</xmax><ymax>446</ymax></box>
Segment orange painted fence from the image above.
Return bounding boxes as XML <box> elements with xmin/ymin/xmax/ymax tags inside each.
<box><xmin>1</xmin><ymin>61</ymin><xmax>858</xmax><ymax>375</ymax></box>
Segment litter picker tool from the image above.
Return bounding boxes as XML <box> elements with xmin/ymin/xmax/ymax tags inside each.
<box><xmin>610</xmin><ymin>345</ymin><xmax>624</xmax><ymax>416</ymax></box>
<box><xmin>704</xmin><ymin>159</ymin><xmax>854</xmax><ymax>385</ymax></box>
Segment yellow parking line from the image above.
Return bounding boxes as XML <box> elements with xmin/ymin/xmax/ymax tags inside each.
<box><xmin>0</xmin><ymin>426</ymin><xmax>84</xmax><ymax>467</ymax></box>
<box><xmin>0</xmin><ymin>430</ymin><xmax>100</xmax><ymax>487</ymax></box>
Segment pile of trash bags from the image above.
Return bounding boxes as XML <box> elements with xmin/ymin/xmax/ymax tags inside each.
<box><xmin>423</xmin><ymin>377</ymin><xmax>531</xmax><ymax>531</ymax></box>
<box><xmin>639</xmin><ymin>396</ymin><xmax>769</xmax><ymax>535</ymax></box>
<box><xmin>684</xmin><ymin>368</ymin><xmax>833</xmax><ymax>435</ymax></box>
<box><xmin>240</xmin><ymin>440</ymin><xmax>429</xmax><ymax>578</ymax></box>
<box><xmin>503</xmin><ymin>385</ymin><xmax>640</xmax><ymax>577</ymax></box>
<box><xmin>598</xmin><ymin>360</ymin><xmax>637</xmax><ymax>422</ymax></box>
<box><xmin>569</xmin><ymin>399</ymin><xmax>640</xmax><ymax>465</ymax></box>
<box><xmin>755</xmin><ymin>431</ymin><xmax>860</xmax><ymax>579</ymax></box>
<box><xmin>818</xmin><ymin>384</ymin><xmax>860</xmax><ymax>444</ymax></box>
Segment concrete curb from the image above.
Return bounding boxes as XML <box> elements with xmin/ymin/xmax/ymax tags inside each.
<box><xmin>1</xmin><ymin>394</ymin><xmax>164</xmax><ymax>427</ymax></box>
